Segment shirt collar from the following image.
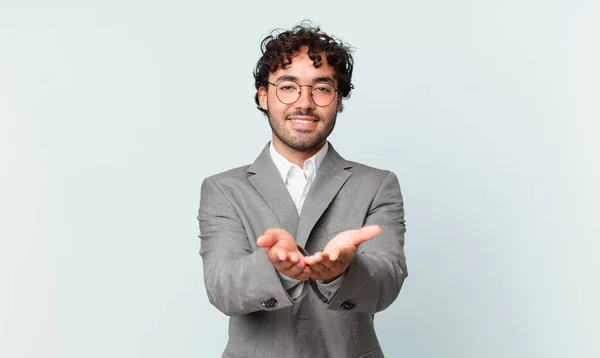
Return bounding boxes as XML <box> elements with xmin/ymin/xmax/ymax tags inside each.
<box><xmin>269</xmin><ymin>141</ymin><xmax>329</xmax><ymax>182</ymax></box>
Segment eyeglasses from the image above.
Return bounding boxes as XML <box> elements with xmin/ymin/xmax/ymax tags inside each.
<box><xmin>268</xmin><ymin>80</ymin><xmax>339</xmax><ymax>107</ymax></box>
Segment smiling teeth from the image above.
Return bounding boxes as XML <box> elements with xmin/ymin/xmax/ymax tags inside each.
<box><xmin>292</xmin><ymin>119</ymin><xmax>314</xmax><ymax>124</ymax></box>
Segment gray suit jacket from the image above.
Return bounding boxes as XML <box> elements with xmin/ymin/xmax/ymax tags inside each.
<box><xmin>198</xmin><ymin>143</ymin><xmax>407</xmax><ymax>358</ymax></box>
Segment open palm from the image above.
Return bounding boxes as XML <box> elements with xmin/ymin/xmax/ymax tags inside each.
<box><xmin>305</xmin><ymin>225</ymin><xmax>381</xmax><ymax>282</ymax></box>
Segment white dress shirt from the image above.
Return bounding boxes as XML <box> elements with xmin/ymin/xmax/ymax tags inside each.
<box><xmin>269</xmin><ymin>142</ymin><xmax>344</xmax><ymax>301</ymax></box>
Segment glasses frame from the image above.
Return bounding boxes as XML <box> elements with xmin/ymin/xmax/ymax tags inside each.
<box><xmin>267</xmin><ymin>80</ymin><xmax>339</xmax><ymax>107</ymax></box>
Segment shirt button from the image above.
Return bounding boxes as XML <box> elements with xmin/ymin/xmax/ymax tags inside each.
<box><xmin>340</xmin><ymin>300</ymin><xmax>355</xmax><ymax>310</ymax></box>
<box><xmin>261</xmin><ymin>298</ymin><xmax>278</xmax><ymax>309</ymax></box>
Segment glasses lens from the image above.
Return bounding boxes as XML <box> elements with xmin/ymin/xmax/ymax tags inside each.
<box><xmin>311</xmin><ymin>84</ymin><xmax>336</xmax><ymax>106</ymax></box>
<box><xmin>274</xmin><ymin>81</ymin><xmax>337</xmax><ymax>106</ymax></box>
<box><xmin>276</xmin><ymin>81</ymin><xmax>300</xmax><ymax>104</ymax></box>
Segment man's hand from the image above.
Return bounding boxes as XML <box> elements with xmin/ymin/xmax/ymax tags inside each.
<box><xmin>257</xmin><ymin>228</ymin><xmax>311</xmax><ymax>281</ymax></box>
<box><xmin>304</xmin><ymin>225</ymin><xmax>381</xmax><ymax>283</ymax></box>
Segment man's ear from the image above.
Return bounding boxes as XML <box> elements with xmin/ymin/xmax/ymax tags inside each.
<box><xmin>337</xmin><ymin>95</ymin><xmax>343</xmax><ymax>112</ymax></box>
<box><xmin>258</xmin><ymin>86</ymin><xmax>268</xmax><ymax>111</ymax></box>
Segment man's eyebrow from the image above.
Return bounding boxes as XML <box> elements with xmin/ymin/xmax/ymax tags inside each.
<box><xmin>274</xmin><ymin>75</ymin><xmax>299</xmax><ymax>83</ymax></box>
<box><xmin>312</xmin><ymin>76</ymin><xmax>335</xmax><ymax>85</ymax></box>
<box><xmin>273</xmin><ymin>75</ymin><xmax>336</xmax><ymax>85</ymax></box>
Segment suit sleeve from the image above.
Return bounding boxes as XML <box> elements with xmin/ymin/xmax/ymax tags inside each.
<box><xmin>326</xmin><ymin>171</ymin><xmax>407</xmax><ymax>313</ymax></box>
<box><xmin>198</xmin><ymin>177</ymin><xmax>306</xmax><ymax>316</ymax></box>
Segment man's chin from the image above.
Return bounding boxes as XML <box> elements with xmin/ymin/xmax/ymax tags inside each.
<box><xmin>288</xmin><ymin>139</ymin><xmax>326</xmax><ymax>152</ymax></box>
<box><xmin>292</xmin><ymin>128</ymin><xmax>314</xmax><ymax>134</ymax></box>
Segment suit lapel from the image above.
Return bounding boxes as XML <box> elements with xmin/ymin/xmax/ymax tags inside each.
<box><xmin>247</xmin><ymin>144</ymin><xmax>299</xmax><ymax>237</ymax></box>
<box><xmin>296</xmin><ymin>145</ymin><xmax>353</xmax><ymax>248</ymax></box>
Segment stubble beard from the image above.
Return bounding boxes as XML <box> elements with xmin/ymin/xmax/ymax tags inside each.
<box><xmin>267</xmin><ymin>109</ymin><xmax>337</xmax><ymax>152</ymax></box>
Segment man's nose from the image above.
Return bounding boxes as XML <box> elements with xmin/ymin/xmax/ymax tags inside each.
<box><xmin>294</xmin><ymin>85</ymin><xmax>315</xmax><ymax>109</ymax></box>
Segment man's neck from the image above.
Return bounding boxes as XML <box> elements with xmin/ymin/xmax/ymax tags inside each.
<box><xmin>271</xmin><ymin>138</ymin><xmax>325</xmax><ymax>168</ymax></box>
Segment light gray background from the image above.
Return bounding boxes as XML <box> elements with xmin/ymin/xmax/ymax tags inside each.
<box><xmin>1</xmin><ymin>1</ymin><xmax>598</xmax><ymax>357</ymax></box>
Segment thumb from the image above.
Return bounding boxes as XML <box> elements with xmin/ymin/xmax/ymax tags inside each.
<box><xmin>351</xmin><ymin>225</ymin><xmax>381</xmax><ymax>246</ymax></box>
<box><xmin>256</xmin><ymin>235</ymin><xmax>272</xmax><ymax>248</ymax></box>
<box><xmin>256</xmin><ymin>228</ymin><xmax>291</xmax><ymax>248</ymax></box>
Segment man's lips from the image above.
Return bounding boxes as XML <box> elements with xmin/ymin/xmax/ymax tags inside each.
<box><xmin>286</xmin><ymin>115</ymin><xmax>319</xmax><ymax>123</ymax></box>
<box><xmin>286</xmin><ymin>115</ymin><xmax>319</xmax><ymax>129</ymax></box>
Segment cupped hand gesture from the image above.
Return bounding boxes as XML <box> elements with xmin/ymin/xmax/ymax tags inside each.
<box><xmin>257</xmin><ymin>228</ymin><xmax>310</xmax><ymax>281</ymax></box>
<box><xmin>304</xmin><ymin>225</ymin><xmax>381</xmax><ymax>283</ymax></box>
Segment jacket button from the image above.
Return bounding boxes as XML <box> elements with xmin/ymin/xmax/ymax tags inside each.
<box><xmin>340</xmin><ymin>300</ymin><xmax>355</xmax><ymax>310</ymax></box>
<box><xmin>261</xmin><ymin>297</ymin><xmax>278</xmax><ymax>309</ymax></box>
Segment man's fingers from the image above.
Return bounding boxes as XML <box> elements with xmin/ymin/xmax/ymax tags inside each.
<box><xmin>256</xmin><ymin>228</ymin><xmax>293</xmax><ymax>248</ymax></box>
<box><xmin>267</xmin><ymin>244</ymin><xmax>310</xmax><ymax>278</ymax></box>
<box><xmin>311</xmin><ymin>259</ymin><xmax>338</xmax><ymax>272</ymax></box>
<box><xmin>308</xmin><ymin>262</ymin><xmax>329</xmax><ymax>276</ymax></box>
<box><xmin>277</xmin><ymin>251</ymin><xmax>288</xmax><ymax>262</ymax></box>
<box><xmin>281</xmin><ymin>261</ymin><xmax>307</xmax><ymax>279</ymax></box>
<box><xmin>275</xmin><ymin>259</ymin><xmax>296</xmax><ymax>271</ymax></box>
<box><xmin>265</xmin><ymin>246</ymin><xmax>288</xmax><ymax>264</ymax></box>
<box><xmin>312</xmin><ymin>249</ymin><xmax>349</xmax><ymax>264</ymax></box>
<box><xmin>305</xmin><ymin>226</ymin><xmax>377</xmax><ymax>281</ymax></box>
<box><xmin>329</xmin><ymin>248</ymin><xmax>342</xmax><ymax>261</ymax></box>
<box><xmin>304</xmin><ymin>252</ymin><xmax>323</xmax><ymax>265</ymax></box>
<box><xmin>256</xmin><ymin>234</ymin><xmax>275</xmax><ymax>248</ymax></box>
<box><xmin>293</xmin><ymin>269</ymin><xmax>311</xmax><ymax>281</ymax></box>
<box><xmin>351</xmin><ymin>225</ymin><xmax>381</xmax><ymax>246</ymax></box>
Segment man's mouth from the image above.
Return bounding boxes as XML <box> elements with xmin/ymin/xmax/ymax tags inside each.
<box><xmin>289</xmin><ymin>118</ymin><xmax>318</xmax><ymax>124</ymax></box>
<box><xmin>287</xmin><ymin>115</ymin><xmax>319</xmax><ymax>123</ymax></box>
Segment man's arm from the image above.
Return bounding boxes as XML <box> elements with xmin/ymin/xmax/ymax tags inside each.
<box><xmin>306</xmin><ymin>171</ymin><xmax>407</xmax><ymax>313</ymax></box>
<box><xmin>198</xmin><ymin>178</ymin><xmax>308</xmax><ymax>316</ymax></box>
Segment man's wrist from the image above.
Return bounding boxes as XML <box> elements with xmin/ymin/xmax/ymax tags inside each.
<box><xmin>322</xmin><ymin>274</ymin><xmax>342</xmax><ymax>284</ymax></box>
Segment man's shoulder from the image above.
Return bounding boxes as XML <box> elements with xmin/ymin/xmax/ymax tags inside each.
<box><xmin>203</xmin><ymin>164</ymin><xmax>252</xmax><ymax>184</ymax></box>
<box><xmin>346</xmin><ymin>160</ymin><xmax>395</xmax><ymax>180</ymax></box>
<box><xmin>329</xmin><ymin>144</ymin><xmax>395</xmax><ymax>179</ymax></box>
<box><xmin>342</xmin><ymin>160</ymin><xmax>403</xmax><ymax>199</ymax></box>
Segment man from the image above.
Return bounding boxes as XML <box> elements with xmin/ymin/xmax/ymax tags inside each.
<box><xmin>198</xmin><ymin>23</ymin><xmax>407</xmax><ymax>358</ymax></box>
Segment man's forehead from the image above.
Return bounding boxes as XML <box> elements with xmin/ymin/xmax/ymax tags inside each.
<box><xmin>286</xmin><ymin>49</ymin><xmax>329</xmax><ymax>67</ymax></box>
<box><xmin>273</xmin><ymin>74</ymin><xmax>336</xmax><ymax>85</ymax></box>
<box><xmin>269</xmin><ymin>50</ymin><xmax>335</xmax><ymax>81</ymax></box>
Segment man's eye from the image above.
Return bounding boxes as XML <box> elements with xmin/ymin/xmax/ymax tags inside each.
<box><xmin>314</xmin><ymin>86</ymin><xmax>332</xmax><ymax>93</ymax></box>
<box><xmin>279</xmin><ymin>85</ymin><xmax>296</xmax><ymax>91</ymax></box>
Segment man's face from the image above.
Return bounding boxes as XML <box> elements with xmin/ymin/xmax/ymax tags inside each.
<box><xmin>258</xmin><ymin>49</ymin><xmax>342</xmax><ymax>153</ymax></box>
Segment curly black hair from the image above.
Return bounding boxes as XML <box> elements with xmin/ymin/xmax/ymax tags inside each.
<box><xmin>253</xmin><ymin>21</ymin><xmax>354</xmax><ymax>114</ymax></box>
